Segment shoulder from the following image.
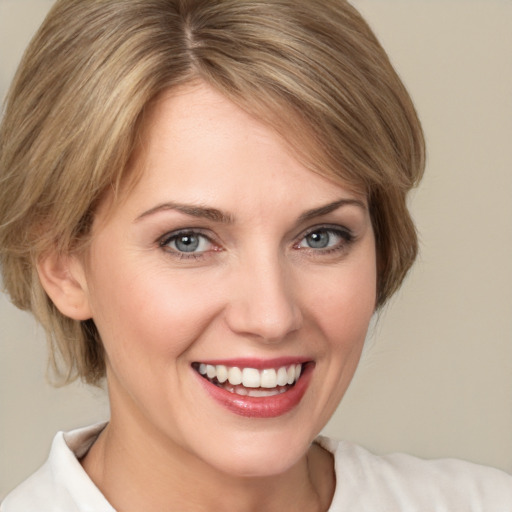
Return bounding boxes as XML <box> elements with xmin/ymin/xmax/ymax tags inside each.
<box><xmin>317</xmin><ymin>436</ymin><xmax>512</xmax><ymax>512</ymax></box>
<box><xmin>1</xmin><ymin>423</ymin><xmax>113</xmax><ymax>512</ymax></box>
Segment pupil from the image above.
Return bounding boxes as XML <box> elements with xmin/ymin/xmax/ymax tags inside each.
<box><xmin>307</xmin><ymin>231</ymin><xmax>329</xmax><ymax>248</ymax></box>
<box><xmin>176</xmin><ymin>235</ymin><xmax>199</xmax><ymax>252</ymax></box>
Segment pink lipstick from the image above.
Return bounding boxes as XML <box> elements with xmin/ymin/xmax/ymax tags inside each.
<box><xmin>192</xmin><ymin>359</ymin><xmax>313</xmax><ymax>418</ymax></box>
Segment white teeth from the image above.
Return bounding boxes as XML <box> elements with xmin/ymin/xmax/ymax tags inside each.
<box><xmin>276</xmin><ymin>367</ymin><xmax>288</xmax><ymax>386</ymax></box>
<box><xmin>242</xmin><ymin>368</ymin><xmax>261</xmax><ymax>388</ymax></box>
<box><xmin>197</xmin><ymin>363</ymin><xmax>304</xmax><ymax>390</ymax></box>
<box><xmin>260</xmin><ymin>369</ymin><xmax>277</xmax><ymax>388</ymax></box>
<box><xmin>216</xmin><ymin>365</ymin><xmax>228</xmax><ymax>383</ymax></box>
<box><xmin>206</xmin><ymin>364</ymin><xmax>216</xmax><ymax>379</ymax></box>
<box><xmin>286</xmin><ymin>366</ymin><xmax>295</xmax><ymax>385</ymax></box>
<box><xmin>247</xmin><ymin>387</ymin><xmax>287</xmax><ymax>397</ymax></box>
<box><xmin>228</xmin><ymin>366</ymin><xmax>243</xmax><ymax>386</ymax></box>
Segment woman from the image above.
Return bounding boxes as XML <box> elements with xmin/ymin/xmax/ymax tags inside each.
<box><xmin>1</xmin><ymin>0</ymin><xmax>511</xmax><ymax>510</ymax></box>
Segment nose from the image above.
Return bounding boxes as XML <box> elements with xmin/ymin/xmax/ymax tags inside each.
<box><xmin>224</xmin><ymin>256</ymin><xmax>303</xmax><ymax>343</ymax></box>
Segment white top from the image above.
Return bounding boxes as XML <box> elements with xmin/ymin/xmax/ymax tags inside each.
<box><xmin>2</xmin><ymin>423</ymin><xmax>512</xmax><ymax>511</ymax></box>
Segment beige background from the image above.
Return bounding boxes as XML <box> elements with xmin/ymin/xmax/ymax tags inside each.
<box><xmin>1</xmin><ymin>0</ymin><xmax>511</xmax><ymax>500</ymax></box>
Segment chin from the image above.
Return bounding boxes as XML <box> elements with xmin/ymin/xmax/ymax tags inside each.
<box><xmin>206</xmin><ymin>449</ymin><xmax>305</xmax><ymax>479</ymax></box>
<box><xmin>188</xmin><ymin>423</ymin><xmax>318</xmax><ymax>479</ymax></box>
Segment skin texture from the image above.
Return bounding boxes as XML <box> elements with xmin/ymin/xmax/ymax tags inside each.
<box><xmin>39</xmin><ymin>82</ymin><xmax>377</xmax><ymax>511</ymax></box>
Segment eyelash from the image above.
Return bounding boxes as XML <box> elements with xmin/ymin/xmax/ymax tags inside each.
<box><xmin>295</xmin><ymin>225</ymin><xmax>355</xmax><ymax>255</ymax></box>
<box><xmin>157</xmin><ymin>225</ymin><xmax>355</xmax><ymax>261</ymax></box>
<box><xmin>158</xmin><ymin>229</ymin><xmax>217</xmax><ymax>260</ymax></box>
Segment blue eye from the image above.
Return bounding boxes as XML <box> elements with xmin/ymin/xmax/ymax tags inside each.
<box><xmin>160</xmin><ymin>231</ymin><xmax>213</xmax><ymax>254</ymax></box>
<box><xmin>298</xmin><ymin>227</ymin><xmax>351</xmax><ymax>250</ymax></box>
<box><xmin>304</xmin><ymin>231</ymin><xmax>331</xmax><ymax>249</ymax></box>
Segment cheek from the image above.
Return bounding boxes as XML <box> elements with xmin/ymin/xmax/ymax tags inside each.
<box><xmin>308</xmin><ymin>255</ymin><xmax>377</xmax><ymax>346</ymax></box>
<box><xmin>84</xmin><ymin>250</ymin><xmax>223</xmax><ymax>368</ymax></box>
<box><xmin>296</xmin><ymin>253</ymin><xmax>376</xmax><ymax>428</ymax></box>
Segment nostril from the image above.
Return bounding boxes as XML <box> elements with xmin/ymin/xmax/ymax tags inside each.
<box><xmin>224</xmin><ymin>299</ymin><xmax>303</xmax><ymax>342</ymax></box>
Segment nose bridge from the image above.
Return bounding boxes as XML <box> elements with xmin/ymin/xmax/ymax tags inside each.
<box><xmin>225</xmin><ymin>247</ymin><xmax>302</xmax><ymax>342</ymax></box>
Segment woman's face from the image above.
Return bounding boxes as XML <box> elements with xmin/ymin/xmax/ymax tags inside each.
<box><xmin>78</xmin><ymin>83</ymin><xmax>376</xmax><ymax>477</ymax></box>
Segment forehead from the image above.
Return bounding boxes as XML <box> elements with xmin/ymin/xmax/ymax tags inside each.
<box><xmin>91</xmin><ymin>81</ymin><xmax>368</xmax><ymax>234</ymax></box>
<box><xmin>118</xmin><ymin>83</ymin><xmax>365</xmax><ymax>214</ymax></box>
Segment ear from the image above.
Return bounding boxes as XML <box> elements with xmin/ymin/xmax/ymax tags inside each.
<box><xmin>37</xmin><ymin>251</ymin><xmax>92</xmax><ymax>321</ymax></box>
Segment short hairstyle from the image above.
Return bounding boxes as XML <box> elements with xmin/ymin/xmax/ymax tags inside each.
<box><xmin>0</xmin><ymin>0</ymin><xmax>425</xmax><ymax>385</ymax></box>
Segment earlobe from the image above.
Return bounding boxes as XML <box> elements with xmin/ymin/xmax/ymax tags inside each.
<box><xmin>37</xmin><ymin>251</ymin><xmax>92</xmax><ymax>321</ymax></box>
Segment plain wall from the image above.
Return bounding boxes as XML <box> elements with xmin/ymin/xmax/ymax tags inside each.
<box><xmin>1</xmin><ymin>0</ymin><xmax>511</xmax><ymax>500</ymax></box>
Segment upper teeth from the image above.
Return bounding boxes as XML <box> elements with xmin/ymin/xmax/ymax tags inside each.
<box><xmin>198</xmin><ymin>364</ymin><xmax>302</xmax><ymax>388</ymax></box>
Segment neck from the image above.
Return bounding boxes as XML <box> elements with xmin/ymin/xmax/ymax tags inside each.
<box><xmin>81</xmin><ymin>415</ymin><xmax>335</xmax><ymax>512</ymax></box>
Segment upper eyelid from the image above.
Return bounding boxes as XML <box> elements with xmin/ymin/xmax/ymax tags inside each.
<box><xmin>298</xmin><ymin>223</ymin><xmax>353</xmax><ymax>239</ymax></box>
<box><xmin>302</xmin><ymin>223</ymin><xmax>351</xmax><ymax>233</ymax></box>
<box><xmin>290</xmin><ymin>207</ymin><xmax>364</xmax><ymax>236</ymax></box>
<box><xmin>159</xmin><ymin>228</ymin><xmax>213</xmax><ymax>243</ymax></box>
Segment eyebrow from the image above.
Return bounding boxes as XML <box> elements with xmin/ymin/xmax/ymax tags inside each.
<box><xmin>297</xmin><ymin>198</ymin><xmax>367</xmax><ymax>224</ymax></box>
<box><xmin>135</xmin><ymin>202</ymin><xmax>234</xmax><ymax>224</ymax></box>
<box><xmin>134</xmin><ymin>198</ymin><xmax>366</xmax><ymax>224</ymax></box>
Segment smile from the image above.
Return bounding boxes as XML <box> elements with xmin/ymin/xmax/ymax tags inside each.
<box><xmin>194</xmin><ymin>363</ymin><xmax>302</xmax><ymax>397</ymax></box>
<box><xmin>192</xmin><ymin>359</ymin><xmax>313</xmax><ymax>417</ymax></box>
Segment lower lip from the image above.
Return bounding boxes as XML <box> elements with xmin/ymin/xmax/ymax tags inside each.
<box><xmin>195</xmin><ymin>364</ymin><xmax>313</xmax><ymax>418</ymax></box>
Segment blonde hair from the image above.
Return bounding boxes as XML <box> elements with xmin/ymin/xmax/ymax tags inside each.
<box><xmin>0</xmin><ymin>0</ymin><xmax>425</xmax><ymax>384</ymax></box>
